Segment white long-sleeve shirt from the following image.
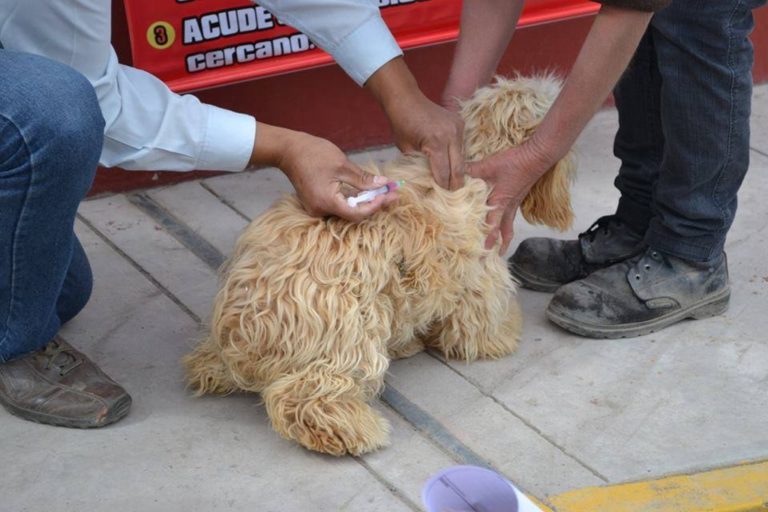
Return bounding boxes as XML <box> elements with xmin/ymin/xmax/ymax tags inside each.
<box><xmin>0</xmin><ymin>0</ymin><xmax>402</xmax><ymax>172</ymax></box>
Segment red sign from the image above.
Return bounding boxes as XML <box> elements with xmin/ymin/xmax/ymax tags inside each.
<box><xmin>124</xmin><ymin>0</ymin><xmax>599</xmax><ymax>93</ymax></box>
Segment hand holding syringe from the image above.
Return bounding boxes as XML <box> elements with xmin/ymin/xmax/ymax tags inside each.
<box><xmin>347</xmin><ymin>180</ymin><xmax>405</xmax><ymax>207</ymax></box>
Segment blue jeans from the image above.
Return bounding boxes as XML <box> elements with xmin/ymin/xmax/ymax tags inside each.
<box><xmin>0</xmin><ymin>50</ymin><xmax>104</xmax><ymax>362</ymax></box>
<box><xmin>612</xmin><ymin>0</ymin><xmax>766</xmax><ymax>262</ymax></box>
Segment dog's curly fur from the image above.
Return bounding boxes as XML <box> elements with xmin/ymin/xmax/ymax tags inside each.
<box><xmin>183</xmin><ymin>75</ymin><xmax>575</xmax><ymax>456</ymax></box>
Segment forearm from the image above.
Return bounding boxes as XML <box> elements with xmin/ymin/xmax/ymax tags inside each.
<box><xmin>364</xmin><ymin>57</ymin><xmax>425</xmax><ymax>118</ymax></box>
<box><xmin>250</xmin><ymin>123</ymin><xmax>291</xmax><ymax>169</ymax></box>
<box><xmin>522</xmin><ymin>6</ymin><xmax>652</xmax><ymax>176</ymax></box>
<box><xmin>443</xmin><ymin>0</ymin><xmax>525</xmax><ymax>107</ymax></box>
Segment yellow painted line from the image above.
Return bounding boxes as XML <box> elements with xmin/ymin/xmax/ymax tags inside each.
<box><xmin>535</xmin><ymin>460</ymin><xmax>768</xmax><ymax>512</ymax></box>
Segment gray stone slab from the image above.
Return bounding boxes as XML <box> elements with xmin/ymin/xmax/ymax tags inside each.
<box><xmin>203</xmin><ymin>167</ymin><xmax>293</xmax><ymax>220</ymax></box>
<box><xmin>386</xmin><ymin>353</ymin><xmax>606</xmax><ymax>497</ymax></box>
<box><xmin>751</xmin><ymin>83</ymin><xmax>768</xmax><ymax>155</ymax></box>
<box><xmin>78</xmin><ymin>194</ymin><xmax>219</xmax><ymax>321</ymax></box>
<box><xmin>362</xmin><ymin>406</ymin><xmax>459</xmax><ymax>508</ymax></box>
<box><xmin>447</xmin><ymin>146</ymin><xmax>768</xmax><ymax>485</ymax></box>
<box><xmin>2</xmin><ymin>221</ymin><xmax>413</xmax><ymax>512</ymax></box>
<box><xmin>147</xmin><ymin>180</ymin><xmax>249</xmax><ymax>257</ymax></box>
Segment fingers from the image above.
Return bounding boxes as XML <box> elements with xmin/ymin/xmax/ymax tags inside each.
<box><xmin>466</xmin><ymin>159</ymin><xmax>491</xmax><ymax>182</ymax></box>
<box><xmin>448</xmin><ymin>139</ymin><xmax>465</xmax><ymax>191</ymax></box>
<box><xmin>425</xmin><ymin>138</ymin><xmax>466</xmax><ymax>191</ymax></box>
<box><xmin>498</xmin><ymin>208</ymin><xmax>516</xmax><ymax>255</ymax></box>
<box><xmin>332</xmin><ymin>159</ymin><xmax>399</xmax><ymax>222</ymax></box>
<box><xmin>426</xmin><ymin>147</ymin><xmax>452</xmax><ymax>190</ymax></box>
<box><xmin>385</xmin><ymin>92</ymin><xmax>465</xmax><ymax>191</ymax></box>
<box><xmin>337</xmin><ymin>159</ymin><xmax>388</xmax><ymax>191</ymax></box>
<box><xmin>426</xmin><ymin>119</ymin><xmax>465</xmax><ymax>191</ymax></box>
<box><xmin>483</xmin><ymin>203</ymin><xmax>504</xmax><ymax>250</ymax></box>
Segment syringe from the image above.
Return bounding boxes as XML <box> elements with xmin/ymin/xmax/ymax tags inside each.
<box><xmin>347</xmin><ymin>179</ymin><xmax>404</xmax><ymax>207</ymax></box>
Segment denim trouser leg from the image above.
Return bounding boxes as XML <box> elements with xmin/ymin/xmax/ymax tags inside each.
<box><xmin>0</xmin><ymin>50</ymin><xmax>104</xmax><ymax>362</ymax></box>
<box><xmin>613</xmin><ymin>0</ymin><xmax>763</xmax><ymax>262</ymax></box>
<box><xmin>612</xmin><ymin>30</ymin><xmax>665</xmax><ymax>236</ymax></box>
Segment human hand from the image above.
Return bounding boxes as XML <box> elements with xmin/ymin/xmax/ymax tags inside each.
<box><xmin>251</xmin><ymin>125</ymin><xmax>398</xmax><ymax>222</ymax></box>
<box><xmin>388</xmin><ymin>93</ymin><xmax>465</xmax><ymax>191</ymax></box>
<box><xmin>468</xmin><ymin>140</ymin><xmax>552</xmax><ymax>254</ymax></box>
<box><xmin>366</xmin><ymin>58</ymin><xmax>465</xmax><ymax>190</ymax></box>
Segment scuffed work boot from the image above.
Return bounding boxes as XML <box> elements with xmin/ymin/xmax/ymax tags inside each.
<box><xmin>509</xmin><ymin>215</ymin><xmax>645</xmax><ymax>292</ymax></box>
<box><xmin>546</xmin><ymin>248</ymin><xmax>730</xmax><ymax>338</ymax></box>
<box><xmin>0</xmin><ymin>337</ymin><xmax>131</xmax><ymax>428</ymax></box>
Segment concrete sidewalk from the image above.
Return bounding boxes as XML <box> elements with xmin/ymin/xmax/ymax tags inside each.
<box><xmin>4</xmin><ymin>83</ymin><xmax>768</xmax><ymax>512</ymax></box>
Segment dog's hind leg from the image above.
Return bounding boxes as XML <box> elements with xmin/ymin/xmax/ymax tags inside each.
<box><xmin>520</xmin><ymin>151</ymin><xmax>576</xmax><ymax>231</ymax></box>
<box><xmin>262</xmin><ymin>355</ymin><xmax>391</xmax><ymax>456</ymax></box>
<box><xmin>183</xmin><ymin>338</ymin><xmax>238</xmax><ymax>395</ymax></box>
<box><xmin>428</xmin><ymin>265</ymin><xmax>521</xmax><ymax>361</ymax></box>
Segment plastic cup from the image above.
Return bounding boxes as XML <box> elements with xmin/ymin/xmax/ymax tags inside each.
<box><xmin>421</xmin><ymin>465</ymin><xmax>519</xmax><ymax>512</ymax></box>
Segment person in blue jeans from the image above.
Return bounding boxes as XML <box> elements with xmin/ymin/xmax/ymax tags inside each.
<box><xmin>443</xmin><ymin>0</ymin><xmax>766</xmax><ymax>338</ymax></box>
<box><xmin>0</xmin><ymin>52</ymin><xmax>122</xmax><ymax>426</ymax></box>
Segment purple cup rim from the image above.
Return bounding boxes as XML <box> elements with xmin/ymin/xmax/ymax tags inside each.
<box><xmin>421</xmin><ymin>465</ymin><xmax>519</xmax><ymax>512</ymax></box>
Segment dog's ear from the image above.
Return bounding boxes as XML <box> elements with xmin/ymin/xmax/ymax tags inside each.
<box><xmin>520</xmin><ymin>149</ymin><xmax>575</xmax><ymax>231</ymax></box>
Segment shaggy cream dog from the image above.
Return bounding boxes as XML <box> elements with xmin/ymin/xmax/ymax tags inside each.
<box><xmin>184</xmin><ymin>76</ymin><xmax>575</xmax><ymax>456</ymax></box>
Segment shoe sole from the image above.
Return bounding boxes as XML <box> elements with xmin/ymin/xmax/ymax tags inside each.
<box><xmin>508</xmin><ymin>262</ymin><xmax>565</xmax><ymax>293</ymax></box>
<box><xmin>0</xmin><ymin>393</ymin><xmax>132</xmax><ymax>429</ymax></box>
<box><xmin>546</xmin><ymin>288</ymin><xmax>731</xmax><ymax>339</ymax></box>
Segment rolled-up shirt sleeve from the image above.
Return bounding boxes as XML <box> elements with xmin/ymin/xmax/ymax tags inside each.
<box><xmin>93</xmin><ymin>51</ymin><xmax>255</xmax><ymax>171</ymax></box>
<box><xmin>0</xmin><ymin>0</ymin><xmax>255</xmax><ymax>172</ymax></box>
<box><xmin>257</xmin><ymin>0</ymin><xmax>403</xmax><ymax>86</ymax></box>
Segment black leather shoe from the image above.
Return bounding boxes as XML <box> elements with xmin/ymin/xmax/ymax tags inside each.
<box><xmin>509</xmin><ymin>215</ymin><xmax>646</xmax><ymax>292</ymax></box>
<box><xmin>0</xmin><ymin>337</ymin><xmax>131</xmax><ymax>428</ymax></box>
<box><xmin>546</xmin><ymin>248</ymin><xmax>731</xmax><ymax>338</ymax></box>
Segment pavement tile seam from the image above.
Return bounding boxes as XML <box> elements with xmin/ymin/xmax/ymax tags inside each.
<box><xmin>127</xmin><ymin>192</ymin><xmax>227</xmax><ymax>270</ymax></box>
<box><xmin>198</xmin><ymin>179</ymin><xmax>253</xmax><ymax>222</ymax></box>
<box><xmin>75</xmin><ymin>212</ymin><xmax>201</xmax><ymax>323</ymax></box>
<box><xmin>353</xmin><ymin>456</ymin><xmax>423</xmax><ymax>512</ymax></box>
<box><xmin>380</xmin><ymin>386</ymin><xmax>490</xmax><ymax>469</ymax></box>
<box><xmin>427</xmin><ymin>351</ymin><xmax>611</xmax><ymax>484</ymax></box>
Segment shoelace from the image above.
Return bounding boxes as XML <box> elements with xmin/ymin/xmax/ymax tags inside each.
<box><xmin>43</xmin><ymin>340</ymin><xmax>83</xmax><ymax>376</ymax></box>
<box><xmin>578</xmin><ymin>215</ymin><xmax>623</xmax><ymax>243</ymax></box>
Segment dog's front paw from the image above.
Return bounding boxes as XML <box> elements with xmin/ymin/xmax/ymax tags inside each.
<box><xmin>263</xmin><ymin>373</ymin><xmax>390</xmax><ymax>456</ymax></box>
<box><xmin>293</xmin><ymin>400</ymin><xmax>391</xmax><ymax>456</ymax></box>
